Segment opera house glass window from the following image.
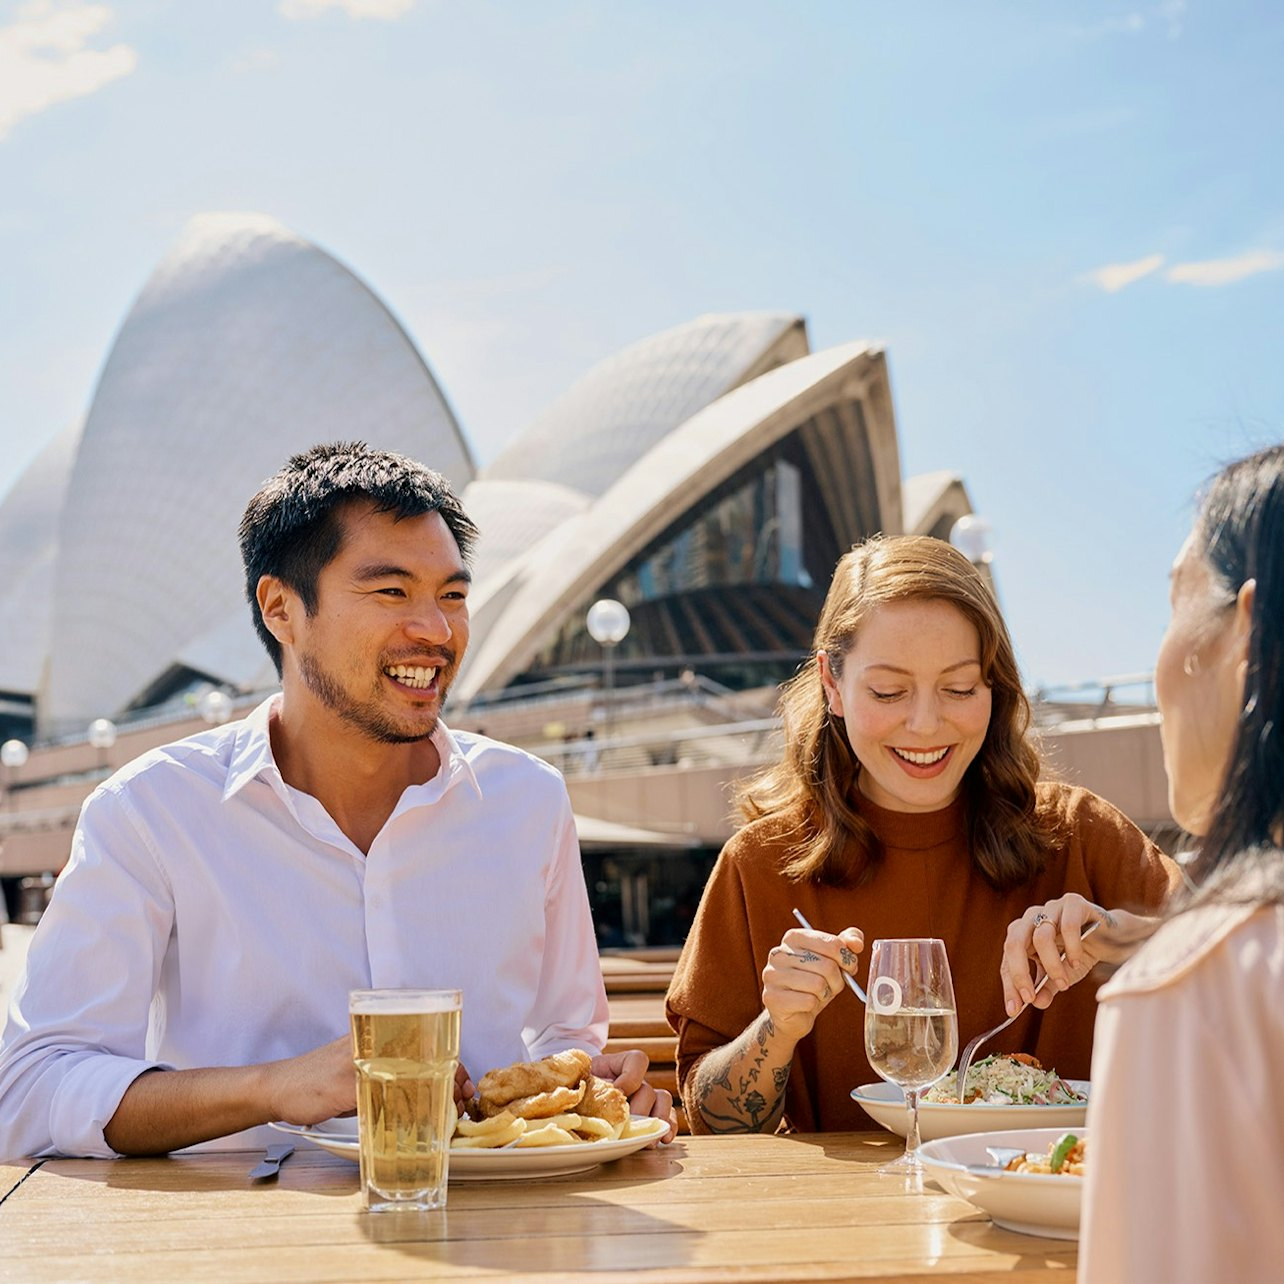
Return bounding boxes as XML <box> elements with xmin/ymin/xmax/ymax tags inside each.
<box><xmin>529</xmin><ymin>454</ymin><xmax>833</xmax><ymax>690</ymax></box>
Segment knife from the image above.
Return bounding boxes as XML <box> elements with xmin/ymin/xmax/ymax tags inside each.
<box><xmin>249</xmin><ymin>1142</ymin><xmax>295</xmax><ymax>1181</ymax></box>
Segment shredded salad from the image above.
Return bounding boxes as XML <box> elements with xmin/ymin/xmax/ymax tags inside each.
<box><xmin>923</xmin><ymin>1054</ymin><xmax>1087</xmax><ymax>1106</ymax></box>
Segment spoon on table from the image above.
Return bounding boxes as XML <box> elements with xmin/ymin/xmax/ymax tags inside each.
<box><xmin>791</xmin><ymin>908</ymin><xmax>867</xmax><ymax>1003</ymax></box>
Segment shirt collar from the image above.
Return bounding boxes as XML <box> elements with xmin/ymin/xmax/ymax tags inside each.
<box><xmin>222</xmin><ymin>694</ymin><xmax>282</xmax><ymax>801</ymax></box>
<box><xmin>221</xmin><ymin>693</ymin><xmax>484</xmax><ymax>804</ymax></box>
<box><xmin>424</xmin><ymin>719</ymin><xmax>484</xmax><ymax>803</ymax></box>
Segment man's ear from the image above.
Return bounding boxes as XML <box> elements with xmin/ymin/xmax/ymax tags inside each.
<box><xmin>256</xmin><ymin>576</ymin><xmax>296</xmax><ymax>649</ymax></box>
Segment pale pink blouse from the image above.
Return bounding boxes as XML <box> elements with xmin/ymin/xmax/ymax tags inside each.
<box><xmin>1080</xmin><ymin>901</ymin><xmax>1284</xmax><ymax>1283</ymax></box>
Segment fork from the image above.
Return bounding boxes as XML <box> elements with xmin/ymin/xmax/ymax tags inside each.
<box><xmin>955</xmin><ymin>920</ymin><xmax>1101</xmax><ymax>1101</ymax></box>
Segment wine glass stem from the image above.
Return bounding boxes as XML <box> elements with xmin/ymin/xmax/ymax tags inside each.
<box><xmin>904</xmin><ymin>1088</ymin><xmax>922</xmax><ymax>1161</ymax></box>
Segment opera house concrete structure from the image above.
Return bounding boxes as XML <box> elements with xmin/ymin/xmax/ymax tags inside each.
<box><xmin>0</xmin><ymin>213</ymin><xmax>1174</xmax><ymax>941</ymax></box>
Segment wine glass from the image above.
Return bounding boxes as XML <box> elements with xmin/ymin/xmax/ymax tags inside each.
<box><xmin>864</xmin><ymin>937</ymin><xmax>958</xmax><ymax>1174</ymax></box>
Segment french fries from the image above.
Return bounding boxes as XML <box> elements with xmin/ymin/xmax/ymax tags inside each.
<box><xmin>450</xmin><ymin>1052</ymin><xmax>667</xmax><ymax>1150</ymax></box>
<box><xmin>448</xmin><ymin>1105</ymin><xmax>659</xmax><ymax>1149</ymax></box>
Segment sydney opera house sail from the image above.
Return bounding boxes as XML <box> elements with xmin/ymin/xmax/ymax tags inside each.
<box><xmin>33</xmin><ymin>213</ymin><xmax>474</xmax><ymax>737</ymax></box>
<box><xmin>455</xmin><ymin>339</ymin><xmax>906</xmax><ymax>701</ymax></box>
<box><xmin>0</xmin><ymin>212</ymin><xmax>974</xmax><ymax>740</ymax></box>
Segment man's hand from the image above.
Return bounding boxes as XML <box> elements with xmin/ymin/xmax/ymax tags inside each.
<box><xmin>105</xmin><ymin>1034</ymin><xmax>357</xmax><ymax>1155</ymax></box>
<box><xmin>589</xmin><ymin>1049</ymin><xmax>677</xmax><ymax>1144</ymax></box>
<box><xmin>265</xmin><ymin>1035</ymin><xmax>358</xmax><ymax>1126</ymax></box>
<box><xmin>454</xmin><ymin>1061</ymin><xmax>476</xmax><ymax>1113</ymax></box>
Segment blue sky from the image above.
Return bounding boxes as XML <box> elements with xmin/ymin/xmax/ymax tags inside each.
<box><xmin>2</xmin><ymin>0</ymin><xmax>1281</xmax><ymax>688</ymax></box>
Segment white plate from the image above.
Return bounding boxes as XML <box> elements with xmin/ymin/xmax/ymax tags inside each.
<box><xmin>269</xmin><ymin>1116</ymin><xmax>669</xmax><ymax>1181</ymax></box>
<box><xmin>918</xmin><ymin>1126</ymin><xmax>1085</xmax><ymax>1239</ymax></box>
<box><xmin>850</xmin><ymin>1080</ymin><xmax>1089</xmax><ymax>1142</ymax></box>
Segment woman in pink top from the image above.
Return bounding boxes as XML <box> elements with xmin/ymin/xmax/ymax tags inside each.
<box><xmin>1003</xmin><ymin>443</ymin><xmax>1284</xmax><ymax>1283</ymax></box>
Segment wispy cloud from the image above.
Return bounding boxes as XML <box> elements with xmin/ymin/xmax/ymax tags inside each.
<box><xmin>279</xmin><ymin>0</ymin><xmax>415</xmax><ymax>19</ymax></box>
<box><xmin>1069</xmin><ymin>1</ymin><xmax>1184</xmax><ymax>41</ymax></box>
<box><xmin>1165</xmin><ymin>250</ymin><xmax>1284</xmax><ymax>287</ymax></box>
<box><xmin>0</xmin><ymin>1</ymin><xmax>137</xmax><ymax>141</ymax></box>
<box><xmin>1085</xmin><ymin>247</ymin><xmax>1284</xmax><ymax>292</ymax></box>
<box><xmin>1156</xmin><ymin>0</ymin><xmax>1186</xmax><ymax>39</ymax></box>
<box><xmin>230</xmin><ymin>47</ymin><xmax>280</xmax><ymax>76</ymax></box>
<box><xmin>1084</xmin><ymin>253</ymin><xmax>1165</xmax><ymax>293</ymax></box>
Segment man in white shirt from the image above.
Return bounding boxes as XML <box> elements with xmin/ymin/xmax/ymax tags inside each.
<box><xmin>0</xmin><ymin>442</ymin><xmax>674</xmax><ymax>1158</ymax></box>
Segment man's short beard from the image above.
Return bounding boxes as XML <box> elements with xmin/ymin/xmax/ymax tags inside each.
<box><xmin>298</xmin><ymin>651</ymin><xmax>440</xmax><ymax>745</ymax></box>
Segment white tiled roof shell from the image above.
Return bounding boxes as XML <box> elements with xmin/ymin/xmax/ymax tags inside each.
<box><xmin>456</xmin><ymin>341</ymin><xmax>900</xmax><ymax>702</ymax></box>
<box><xmin>463</xmin><ymin>313</ymin><xmax>808</xmax><ymax>662</ymax></box>
<box><xmin>483</xmin><ymin>313</ymin><xmax>806</xmax><ymax>497</ymax></box>
<box><xmin>39</xmin><ymin>212</ymin><xmax>474</xmax><ymax>734</ymax></box>
<box><xmin>462</xmin><ymin>478</ymin><xmax>590</xmax><ymax>592</ymax></box>
<box><xmin>0</xmin><ymin>423</ymin><xmax>81</xmax><ymax>695</ymax></box>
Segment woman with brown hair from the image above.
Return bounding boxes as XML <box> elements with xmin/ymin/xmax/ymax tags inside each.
<box><xmin>665</xmin><ymin>534</ymin><xmax>1180</xmax><ymax>1134</ymax></box>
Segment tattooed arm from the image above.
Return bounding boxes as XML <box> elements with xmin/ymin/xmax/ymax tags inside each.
<box><xmin>688</xmin><ymin>1011</ymin><xmax>795</xmax><ymax>1133</ymax></box>
<box><xmin>688</xmin><ymin>926</ymin><xmax>864</xmax><ymax>1134</ymax></box>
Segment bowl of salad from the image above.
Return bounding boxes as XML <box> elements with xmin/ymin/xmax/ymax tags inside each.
<box><xmin>851</xmin><ymin>1054</ymin><xmax>1088</xmax><ymax>1142</ymax></box>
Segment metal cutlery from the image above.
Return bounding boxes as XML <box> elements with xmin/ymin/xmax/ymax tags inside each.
<box><xmin>963</xmin><ymin>1146</ymin><xmax>1029</xmax><ymax>1176</ymax></box>
<box><xmin>249</xmin><ymin>1142</ymin><xmax>295</xmax><ymax>1181</ymax></box>
<box><xmin>955</xmin><ymin>920</ymin><xmax>1101</xmax><ymax>1101</ymax></box>
<box><xmin>791</xmin><ymin>908</ymin><xmax>868</xmax><ymax>1003</ymax></box>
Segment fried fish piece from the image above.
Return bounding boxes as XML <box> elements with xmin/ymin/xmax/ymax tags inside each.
<box><xmin>477</xmin><ymin>1049</ymin><xmax>593</xmax><ymax>1111</ymax></box>
<box><xmin>487</xmin><ymin>1081</ymin><xmax>586</xmax><ymax>1120</ymax></box>
<box><xmin>576</xmin><ymin>1074</ymin><xmax>630</xmax><ymax>1130</ymax></box>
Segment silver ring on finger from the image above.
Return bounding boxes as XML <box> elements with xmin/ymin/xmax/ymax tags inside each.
<box><xmin>1032</xmin><ymin>912</ymin><xmax>1051</xmax><ymax>928</ymax></box>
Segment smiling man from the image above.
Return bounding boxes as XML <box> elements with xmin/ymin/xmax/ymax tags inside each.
<box><xmin>0</xmin><ymin>443</ymin><xmax>674</xmax><ymax>1159</ymax></box>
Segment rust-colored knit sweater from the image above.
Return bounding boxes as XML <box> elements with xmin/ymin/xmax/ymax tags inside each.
<box><xmin>665</xmin><ymin>783</ymin><xmax>1181</xmax><ymax>1133</ymax></box>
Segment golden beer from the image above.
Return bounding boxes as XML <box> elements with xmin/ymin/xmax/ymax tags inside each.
<box><xmin>349</xmin><ymin>989</ymin><xmax>461</xmax><ymax>1212</ymax></box>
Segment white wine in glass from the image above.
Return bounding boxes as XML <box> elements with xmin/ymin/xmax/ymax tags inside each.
<box><xmin>864</xmin><ymin>938</ymin><xmax>957</xmax><ymax>1174</ymax></box>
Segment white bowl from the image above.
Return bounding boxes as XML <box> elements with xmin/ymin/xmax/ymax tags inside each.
<box><xmin>850</xmin><ymin>1079</ymin><xmax>1089</xmax><ymax>1142</ymax></box>
<box><xmin>918</xmin><ymin>1126</ymin><xmax>1085</xmax><ymax>1239</ymax></box>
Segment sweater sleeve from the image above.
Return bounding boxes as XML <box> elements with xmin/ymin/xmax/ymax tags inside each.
<box><xmin>665</xmin><ymin>833</ymin><xmax>772</xmax><ymax>1114</ymax></box>
<box><xmin>1057</xmin><ymin>786</ymin><xmax>1183</xmax><ymax>912</ymax></box>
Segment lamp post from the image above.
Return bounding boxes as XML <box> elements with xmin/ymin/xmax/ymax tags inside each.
<box><xmin>198</xmin><ymin>689</ymin><xmax>233</xmax><ymax>726</ymax></box>
<box><xmin>949</xmin><ymin>514</ymin><xmax>999</xmax><ymax>602</ymax></box>
<box><xmin>948</xmin><ymin>514</ymin><xmax>993</xmax><ymax>565</ymax></box>
<box><xmin>586</xmin><ymin>598</ymin><xmax>631</xmax><ymax>741</ymax></box>
<box><xmin>87</xmin><ymin>718</ymin><xmax>118</xmax><ymax>776</ymax></box>
<box><xmin>1</xmin><ymin>739</ymin><xmax>28</xmax><ymax>814</ymax></box>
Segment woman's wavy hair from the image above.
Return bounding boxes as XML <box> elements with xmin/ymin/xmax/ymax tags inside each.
<box><xmin>737</xmin><ymin>534</ymin><xmax>1057</xmax><ymax>889</ymax></box>
<box><xmin>1176</xmin><ymin>444</ymin><xmax>1284</xmax><ymax>911</ymax></box>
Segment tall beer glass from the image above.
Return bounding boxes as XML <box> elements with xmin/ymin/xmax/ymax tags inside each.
<box><xmin>349</xmin><ymin>988</ymin><xmax>461</xmax><ymax>1212</ymax></box>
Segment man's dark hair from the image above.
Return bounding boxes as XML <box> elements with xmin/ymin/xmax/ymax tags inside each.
<box><xmin>238</xmin><ymin>441</ymin><xmax>479</xmax><ymax>675</ymax></box>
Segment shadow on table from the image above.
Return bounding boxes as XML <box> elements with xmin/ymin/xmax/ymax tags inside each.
<box><xmin>355</xmin><ymin>1142</ymin><xmax>697</xmax><ymax>1272</ymax></box>
<box><xmin>38</xmin><ymin>1150</ymin><xmax>360</xmax><ymax>1199</ymax></box>
<box><xmin>780</xmin><ymin>1129</ymin><xmax>905</xmax><ymax>1164</ymax></box>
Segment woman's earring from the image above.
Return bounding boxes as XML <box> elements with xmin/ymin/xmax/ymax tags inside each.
<box><xmin>1183</xmin><ymin>653</ymin><xmax>1201</xmax><ymax>677</ymax></box>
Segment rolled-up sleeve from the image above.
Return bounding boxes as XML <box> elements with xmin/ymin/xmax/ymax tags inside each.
<box><xmin>521</xmin><ymin>794</ymin><xmax>608</xmax><ymax>1059</ymax></box>
<box><xmin>0</xmin><ymin>786</ymin><xmax>175</xmax><ymax>1159</ymax></box>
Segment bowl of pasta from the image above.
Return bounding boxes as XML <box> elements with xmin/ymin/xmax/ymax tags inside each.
<box><xmin>917</xmin><ymin>1126</ymin><xmax>1086</xmax><ymax>1239</ymax></box>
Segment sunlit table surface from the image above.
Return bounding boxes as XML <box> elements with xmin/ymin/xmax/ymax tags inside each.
<box><xmin>0</xmin><ymin>1131</ymin><xmax>1076</xmax><ymax>1282</ymax></box>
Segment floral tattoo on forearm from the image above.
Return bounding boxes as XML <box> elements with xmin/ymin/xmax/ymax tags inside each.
<box><xmin>694</xmin><ymin>1012</ymin><xmax>790</xmax><ymax>1133</ymax></box>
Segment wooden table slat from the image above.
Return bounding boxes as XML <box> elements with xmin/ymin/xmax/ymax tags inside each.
<box><xmin>0</xmin><ymin>1133</ymin><xmax>1077</xmax><ymax>1282</ymax></box>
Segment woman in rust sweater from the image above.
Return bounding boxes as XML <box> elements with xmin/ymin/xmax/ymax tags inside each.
<box><xmin>665</xmin><ymin>535</ymin><xmax>1180</xmax><ymax>1134</ymax></box>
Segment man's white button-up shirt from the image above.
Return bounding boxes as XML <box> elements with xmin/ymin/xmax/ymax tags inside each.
<box><xmin>0</xmin><ymin>696</ymin><xmax>608</xmax><ymax>1158</ymax></box>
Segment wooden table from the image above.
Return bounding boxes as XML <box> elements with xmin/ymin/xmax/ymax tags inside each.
<box><xmin>0</xmin><ymin>1133</ymin><xmax>1077</xmax><ymax>1282</ymax></box>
